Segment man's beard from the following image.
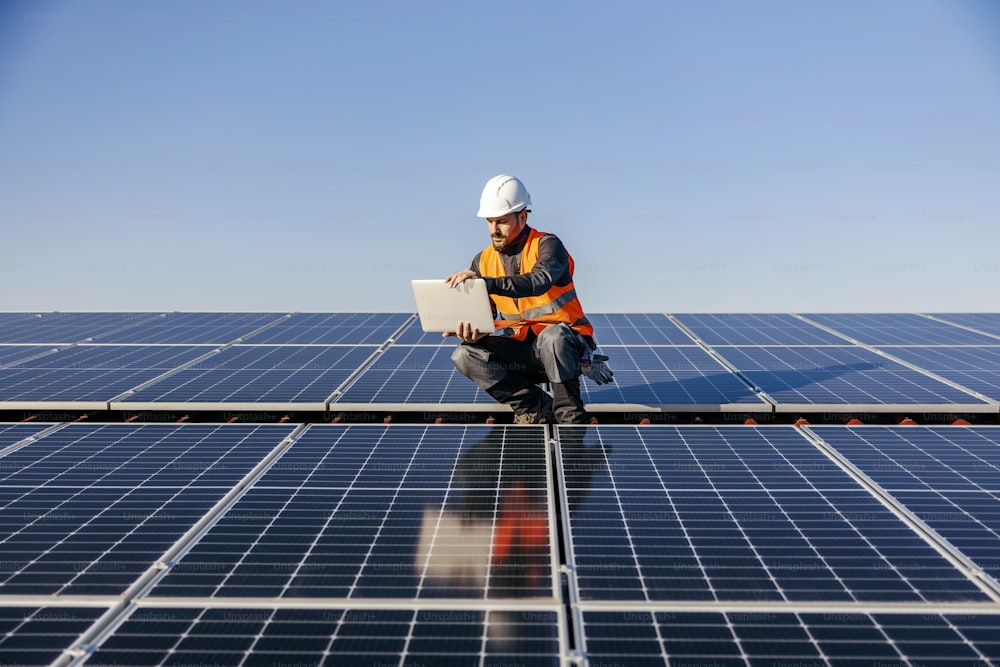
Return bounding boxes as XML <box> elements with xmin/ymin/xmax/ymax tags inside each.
<box><xmin>491</xmin><ymin>235</ymin><xmax>509</xmax><ymax>251</ymax></box>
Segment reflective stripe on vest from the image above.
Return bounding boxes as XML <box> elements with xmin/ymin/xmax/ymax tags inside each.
<box><xmin>478</xmin><ymin>228</ymin><xmax>594</xmax><ymax>341</ymax></box>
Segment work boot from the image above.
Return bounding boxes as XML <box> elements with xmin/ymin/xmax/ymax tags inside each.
<box><xmin>551</xmin><ymin>378</ymin><xmax>588</xmax><ymax>424</ymax></box>
<box><xmin>486</xmin><ymin>376</ymin><xmax>549</xmax><ymax>416</ymax></box>
<box><xmin>512</xmin><ymin>391</ymin><xmax>553</xmax><ymax>425</ymax></box>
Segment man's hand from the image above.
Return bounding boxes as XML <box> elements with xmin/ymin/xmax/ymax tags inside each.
<box><xmin>581</xmin><ymin>354</ymin><xmax>614</xmax><ymax>385</ymax></box>
<box><xmin>444</xmin><ymin>321</ymin><xmax>488</xmax><ymax>343</ymax></box>
<box><xmin>445</xmin><ymin>269</ymin><xmax>479</xmax><ymax>288</ymax></box>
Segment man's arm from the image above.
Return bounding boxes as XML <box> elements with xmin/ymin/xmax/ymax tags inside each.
<box><xmin>484</xmin><ymin>235</ymin><xmax>570</xmax><ymax>298</ymax></box>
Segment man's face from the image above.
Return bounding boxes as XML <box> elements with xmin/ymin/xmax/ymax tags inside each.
<box><xmin>486</xmin><ymin>210</ymin><xmax>526</xmax><ymax>252</ymax></box>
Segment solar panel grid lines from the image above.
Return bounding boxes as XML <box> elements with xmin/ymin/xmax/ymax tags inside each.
<box><xmin>0</xmin><ymin>313</ymin><xmax>165</xmax><ymax>345</ymax></box>
<box><xmin>557</xmin><ymin>425</ymin><xmax>993</xmax><ymax>606</ymax></box>
<box><xmin>587</xmin><ymin>313</ymin><xmax>697</xmax><ymax>345</ymax></box>
<box><xmin>0</xmin><ymin>605</ymin><xmax>111</xmax><ymax>667</ymax></box>
<box><xmin>578</xmin><ymin>607</ymin><xmax>1000</xmax><ymax>667</ymax></box>
<box><xmin>803</xmin><ymin>426</ymin><xmax>1000</xmax><ymax>598</ymax></box>
<box><xmin>78</xmin><ymin>603</ymin><xmax>567</xmax><ymax>667</ymax></box>
<box><xmin>671</xmin><ymin>313</ymin><xmax>847</xmax><ymax>346</ymax></box>
<box><xmin>143</xmin><ymin>425</ymin><xmax>558</xmax><ymax>603</ymax></box>
<box><xmin>799</xmin><ymin>312</ymin><xmax>1000</xmax><ymax>346</ymax></box>
<box><xmin>0</xmin><ymin>345</ymin><xmax>66</xmax><ymax>369</ymax></box>
<box><xmin>877</xmin><ymin>345</ymin><xmax>1000</xmax><ymax>403</ymax></box>
<box><xmin>113</xmin><ymin>344</ymin><xmax>383</xmax><ymax>410</ymax></box>
<box><xmin>928</xmin><ymin>313</ymin><xmax>1000</xmax><ymax>339</ymax></box>
<box><xmin>581</xmin><ymin>345</ymin><xmax>770</xmax><ymax>412</ymax></box>
<box><xmin>706</xmin><ymin>345</ymin><xmax>995</xmax><ymax>412</ymax></box>
<box><xmin>0</xmin><ymin>424</ymin><xmax>297</xmax><ymax>598</ymax></box>
<box><xmin>93</xmin><ymin>312</ymin><xmax>292</xmax><ymax>345</ymax></box>
<box><xmin>238</xmin><ymin>312</ymin><xmax>415</xmax><ymax>345</ymax></box>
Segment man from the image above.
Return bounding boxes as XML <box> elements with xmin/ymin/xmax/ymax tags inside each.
<box><xmin>446</xmin><ymin>174</ymin><xmax>613</xmax><ymax>424</ymax></box>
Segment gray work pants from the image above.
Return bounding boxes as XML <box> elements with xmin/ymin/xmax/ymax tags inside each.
<box><xmin>451</xmin><ymin>324</ymin><xmax>588</xmax><ymax>423</ymax></box>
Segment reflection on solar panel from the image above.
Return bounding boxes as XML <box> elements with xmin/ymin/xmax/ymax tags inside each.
<box><xmin>583</xmin><ymin>346</ymin><xmax>767</xmax><ymax>411</ymax></box>
<box><xmin>87</xmin><ymin>606</ymin><xmax>564</xmax><ymax>666</ymax></box>
<box><xmin>588</xmin><ymin>313</ymin><xmax>695</xmax><ymax>345</ymax></box>
<box><xmin>0</xmin><ymin>606</ymin><xmax>108</xmax><ymax>667</ymax></box>
<box><xmin>711</xmin><ymin>345</ymin><xmax>991</xmax><ymax>411</ymax></box>
<box><xmin>581</xmin><ymin>610</ymin><xmax>1000</xmax><ymax>667</ymax></box>
<box><xmin>802</xmin><ymin>313</ymin><xmax>1000</xmax><ymax>345</ymax></box>
<box><xmin>332</xmin><ymin>345</ymin><xmax>494</xmax><ymax>407</ymax></box>
<box><xmin>879</xmin><ymin>346</ymin><xmax>1000</xmax><ymax>401</ymax></box>
<box><xmin>116</xmin><ymin>345</ymin><xmax>378</xmax><ymax>409</ymax></box>
<box><xmin>96</xmin><ymin>312</ymin><xmax>286</xmax><ymax>344</ymax></box>
<box><xmin>673</xmin><ymin>313</ymin><xmax>845</xmax><ymax>345</ymax></box>
<box><xmin>243</xmin><ymin>312</ymin><xmax>411</xmax><ymax>344</ymax></box>
<box><xmin>148</xmin><ymin>425</ymin><xmax>555</xmax><ymax>601</ymax></box>
<box><xmin>558</xmin><ymin>426</ymin><xmax>989</xmax><ymax>603</ymax></box>
<box><xmin>0</xmin><ymin>312</ymin><xmax>160</xmax><ymax>344</ymax></box>
<box><xmin>809</xmin><ymin>426</ymin><xmax>1000</xmax><ymax>584</ymax></box>
<box><xmin>0</xmin><ymin>424</ymin><xmax>294</xmax><ymax>596</ymax></box>
<box><xmin>0</xmin><ymin>345</ymin><xmax>212</xmax><ymax>407</ymax></box>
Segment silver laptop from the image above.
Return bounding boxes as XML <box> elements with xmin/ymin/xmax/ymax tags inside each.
<box><xmin>411</xmin><ymin>279</ymin><xmax>495</xmax><ymax>333</ymax></box>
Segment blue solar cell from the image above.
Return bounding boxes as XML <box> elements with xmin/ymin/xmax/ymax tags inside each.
<box><xmin>118</xmin><ymin>345</ymin><xmax>377</xmax><ymax>406</ymax></box>
<box><xmin>929</xmin><ymin>313</ymin><xmax>1000</xmax><ymax>339</ymax></box>
<box><xmin>148</xmin><ymin>425</ymin><xmax>555</xmax><ymax>601</ymax></box>
<box><xmin>332</xmin><ymin>345</ymin><xmax>494</xmax><ymax>405</ymax></box>
<box><xmin>582</xmin><ymin>346</ymin><xmax>767</xmax><ymax>409</ymax></box>
<box><xmin>0</xmin><ymin>345</ymin><xmax>211</xmax><ymax>403</ymax></box>
<box><xmin>559</xmin><ymin>426</ymin><xmax>989</xmax><ymax>604</ymax></box>
<box><xmin>0</xmin><ymin>422</ymin><xmax>52</xmax><ymax>450</ymax></box>
<box><xmin>95</xmin><ymin>312</ymin><xmax>287</xmax><ymax>344</ymax></box>
<box><xmin>878</xmin><ymin>346</ymin><xmax>1000</xmax><ymax>401</ymax></box>
<box><xmin>802</xmin><ymin>313</ymin><xmax>1000</xmax><ymax>345</ymax></box>
<box><xmin>673</xmin><ymin>313</ymin><xmax>845</xmax><ymax>345</ymax></box>
<box><xmin>0</xmin><ymin>606</ymin><xmax>108</xmax><ymax>667</ymax></box>
<box><xmin>0</xmin><ymin>345</ymin><xmax>62</xmax><ymax>367</ymax></box>
<box><xmin>586</xmin><ymin>313</ymin><xmax>695</xmax><ymax>345</ymax></box>
<box><xmin>242</xmin><ymin>312</ymin><xmax>411</xmax><ymax>344</ymax></box>
<box><xmin>711</xmin><ymin>345</ymin><xmax>989</xmax><ymax>408</ymax></box>
<box><xmin>581</xmin><ymin>610</ymin><xmax>1000</xmax><ymax>667</ymax></box>
<box><xmin>87</xmin><ymin>607</ymin><xmax>563</xmax><ymax>666</ymax></box>
<box><xmin>0</xmin><ymin>312</ymin><xmax>162</xmax><ymax>344</ymax></box>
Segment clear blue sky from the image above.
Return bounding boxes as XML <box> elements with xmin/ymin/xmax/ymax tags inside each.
<box><xmin>2</xmin><ymin>0</ymin><xmax>999</xmax><ymax>313</ymax></box>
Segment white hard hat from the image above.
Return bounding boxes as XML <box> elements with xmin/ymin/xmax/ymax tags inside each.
<box><xmin>477</xmin><ymin>174</ymin><xmax>532</xmax><ymax>218</ymax></box>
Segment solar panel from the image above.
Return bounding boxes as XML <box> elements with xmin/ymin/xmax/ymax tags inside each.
<box><xmin>0</xmin><ymin>345</ymin><xmax>214</xmax><ymax>408</ymax></box>
<box><xmin>85</xmin><ymin>606</ymin><xmax>564</xmax><ymax>666</ymax></box>
<box><xmin>0</xmin><ymin>422</ymin><xmax>52</xmax><ymax>451</ymax></box>
<box><xmin>0</xmin><ymin>345</ymin><xmax>61</xmax><ymax>367</ymax></box>
<box><xmin>929</xmin><ymin>313</ymin><xmax>1000</xmax><ymax>339</ymax></box>
<box><xmin>809</xmin><ymin>426</ymin><xmax>1000</xmax><ymax>583</ymax></box>
<box><xmin>146</xmin><ymin>425</ymin><xmax>556</xmax><ymax>601</ymax></box>
<box><xmin>331</xmin><ymin>345</ymin><xmax>496</xmax><ymax>408</ymax></box>
<box><xmin>0</xmin><ymin>312</ymin><xmax>161</xmax><ymax>344</ymax></box>
<box><xmin>241</xmin><ymin>312</ymin><xmax>412</xmax><ymax>344</ymax></box>
<box><xmin>580</xmin><ymin>609</ymin><xmax>1000</xmax><ymax>667</ymax></box>
<box><xmin>801</xmin><ymin>313</ymin><xmax>1000</xmax><ymax>345</ymax></box>
<box><xmin>673</xmin><ymin>313</ymin><xmax>846</xmax><ymax>345</ymax></box>
<box><xmin>878</xmin><ymin>346</ymin><xmax>1000</xmax><ymax>401</ymax></box>
<box><xmin>93</xmin><ymin>312</ymin><xmax>288</xmax><ymax>344</ymax></box>
<box><xmin>114</xmin><ymin>345</ymin><xmax>378</xmax><ymax>410</ymax></box>
<box><xmin>583</xmin><ymin>346</ymin><xmax>768</xmax><ymax>412</ymax></box>
<box><xmin>0</xmin><ymin>606</ymin><xmax>109</xmax><ymax>667</ymax></box>
<box><xmin>391</xmin><ymin>318</ymin><xmax>457</xmax><ymax>345</ymax></box>
<box><xmin>0</xmin><ymin>424</ymin><xmax>294</xmax><ymax>596</ymax></box>
<box><xmin>557</xmin><ymin>425</ymin><xmax>990</xmax><ymax>603</ymax></box>
<box><xmin>710</xmin><ymin>345</ymin><xmax>992</xmax><ymax>411</ymax></box>
<box><xmin>587</xmin><ymin>313</ymin><xmax>695</xmax><ymax>345</ymax></box>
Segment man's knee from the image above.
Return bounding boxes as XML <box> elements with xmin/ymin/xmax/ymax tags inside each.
<box><xmin>534</xmin><ymin>325</ymin><xmax>582</xmax><ymax>383</ymax></box>
<box><xmin>451</xmin><ymin>344</ymin><xmax>481</xmax><ymax>377</ymax></box>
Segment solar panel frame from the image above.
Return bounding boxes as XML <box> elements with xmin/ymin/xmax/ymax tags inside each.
<box><xmin>239</xmin><ymin>312</ymin><xmax>413</xmax><ymax>345</ymax></box>
<box><xmin>112</xmin><ymin>344</ymin><xmax>381</xmax><ymax>411</ymax></box>
<box><xmin>801</xmin><ymin>313</ymin><xmax>1000</xmax><ymax>345</ymax></box>
<box><xmin>672</xmin><ymin>313</ymin><xmax>847</xmax><ymax>345</ymax></box>
<box><xmin>0</xmin><ymin>345</ymin><xmax>217</xmax><ymax>410</ymax></box>
<box><xmin>928</xmin><ymin>313</ymin><xmax>1000</xmax><ymax>339</ymax></box>
<box><xmin>0</xmin><ymin>424</ymin><xmax>295</xmax><ymax>598</ymax></box>
<box><xmin>877</xmin><ymin>346</ymin><xmax>1000</xmax><ymax>401</ymax></box>
<box><xmin>555</xmin><ymin>425</ymin><xmax>992</xmax><ymax>605</ymax></box>
<box><xmin>709</xmin><ymin>345</ymin><xmax>995</xmax><ymax>412</ymax></box>
<box><xmin>0</xmin><ymin>605</ymin><xmax>110</xmax><ymax>667</ymax></box>
<box><xmin>144</xmin><ymin>424</ymin><xmax>560</xmax><ymax>603</ymax></box>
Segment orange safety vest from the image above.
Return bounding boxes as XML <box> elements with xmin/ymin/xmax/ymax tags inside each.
<box><xmin>478</xmin><ymin>228</ymin><xmax>594</xmax><ymax>341</ymax></box>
